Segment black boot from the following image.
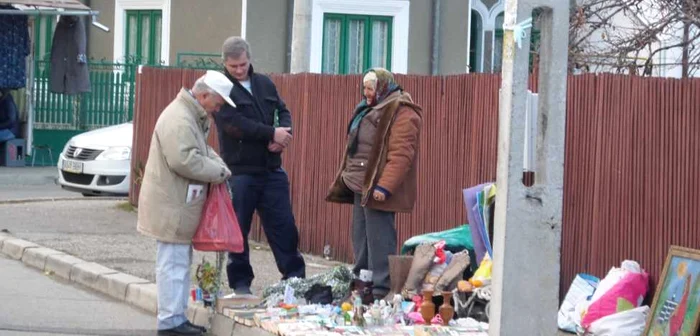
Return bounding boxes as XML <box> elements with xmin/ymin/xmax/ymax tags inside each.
<box><xmin>157</xmin><ymin>322</ymin><xmax>203</xmax><ymax>336</ymax></box>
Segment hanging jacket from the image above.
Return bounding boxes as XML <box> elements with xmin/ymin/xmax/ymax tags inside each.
<box><xmin>50</xmin><ymin>15</ymin><xmax>90</xmax><ymax>95</ymax></box>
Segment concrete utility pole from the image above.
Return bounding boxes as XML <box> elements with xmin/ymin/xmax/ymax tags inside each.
<box><xmin>290</xmin><ymin>0</ymin><xmax>312</xmax><ymax>73</ymax></box>
<box><xmin>489</xmin><ymin>0</ymin><xmax>569</xmax><ymax>334</ymax></box>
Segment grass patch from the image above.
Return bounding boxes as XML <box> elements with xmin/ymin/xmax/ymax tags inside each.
<box><xmin>115</xmin><ymin>201</ymin><xmax>136</xmax><ymax>213</ymax></box>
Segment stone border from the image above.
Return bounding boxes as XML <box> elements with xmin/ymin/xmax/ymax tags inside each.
<box><xmin>0</xmin><ymin>233</ymin><xmax>211</xmax><ymax>331</ymax></box>
<box><xmin>0</xmin><ymin>196</ymin><xmax>128</xmax><ymax>205</ymax></box>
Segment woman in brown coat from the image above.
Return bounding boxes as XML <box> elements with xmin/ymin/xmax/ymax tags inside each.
<box><xmin>327</xmin><ymin>68</ymin><xmax>422</xmax><ymax>300</ymax></box>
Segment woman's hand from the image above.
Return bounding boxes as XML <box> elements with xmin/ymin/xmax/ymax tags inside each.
<box><xmin>373</xmin><ymin>189</ymin><xmax>386</xmax><ymax>202</ymax></box>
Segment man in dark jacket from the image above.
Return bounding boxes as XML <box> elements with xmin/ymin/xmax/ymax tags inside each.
<box><xmin>215</xmin><ymin>36</ymin><xmax>305</xmax><ymax>296</ymax></box>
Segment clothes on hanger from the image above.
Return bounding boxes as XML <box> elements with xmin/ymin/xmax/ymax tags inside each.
<box><xmin>50</xmin><ymin>15</ymin><xmax>91</xmax><ymax>94</ymax></box>
<box><xmin>0</xmin><ymin>6</ymin><xmax>30</xmax><ymax>89</ymax></box>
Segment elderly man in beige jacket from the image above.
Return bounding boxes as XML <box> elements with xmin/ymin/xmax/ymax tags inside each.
<box><xmin>137</xmin><ymin>70</ymin><xmax>235</xmax><ymax>336</ymax></box>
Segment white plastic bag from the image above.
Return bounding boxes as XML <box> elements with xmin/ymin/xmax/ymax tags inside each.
<box><xmin>558</xmin><ymin>273</ymin><xmax>600</xmax><ymax>333</ymax></box>
<box><xmin>586</xmin><ymin>306</ymin><xmax>649</xmax><ymax>336</ymax></box>
<box><xmin>589</xmin><ymin>260</ymin><xmax>642</xmax><ymax>304</ymax></box>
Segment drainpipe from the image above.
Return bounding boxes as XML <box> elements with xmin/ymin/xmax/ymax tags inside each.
<box><xmin>286</xmin><ymin>0</ymin><xmax>295</xmax><ymax>73</ymax></box>
<box><xmin>84</xmin><ymin>0</ymin><xmax>91</xmax><ymax>57</ymax></box>
<box><xmin>431</xmin><ymin>0</ymin><xmax>441</xmax><ymax>75</ymax></box>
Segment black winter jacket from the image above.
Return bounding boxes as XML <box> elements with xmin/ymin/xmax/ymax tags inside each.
<box><xmin>214</xmin><ymin>65</ymin><xmax>292</xmax><ymax>175</ymax></box>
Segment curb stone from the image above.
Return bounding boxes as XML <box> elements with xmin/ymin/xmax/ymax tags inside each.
<box><xmin>0</xmin><ymin>234</ymin><xmax>256</xmax><ymax>335</ymax></box>
<box><xmin>96</xmin><ymin>272</ymin><xmax>152</xmax><ymax>301</ymax></box>
<box><xmin>21</xmin><ymin>247</ymin><xmax>65</xmax><ymax>270</ymax></box>
<box><xmin>125</xmin><ymin>282</ymin><xmax>158</xmax><ymax>314</ymax></box>
<box><xmin>1</xmin><ymin>238</ymin><xmax>38</xmax><ymax>259</ymax></box>
<box><xmin>70</xmin><ymin>262</ymin><xmax>120</xmax><ymax>292</ymax></box>
<box><xmin>0</xmin><ymin>233</ymin><xmax>12</xmax><ymax>250</ymax></box>
<box><xmin>0</xmin><ymin>196</ymin><xmax>127</xmax><ymax>205</ymax></box>
<box><xmin>45</xmin><ymin>253</ymin><xmax>88</xmax><ymax>279</ymax></box>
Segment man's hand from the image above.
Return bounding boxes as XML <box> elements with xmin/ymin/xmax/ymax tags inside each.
<box><xmin>274</xmin><ymin>127</ymin><xmax>292</xmax><ymax>146</ymax></box>
<box><xmin>373</xmin><ymin>189</ymin><xmax>387</xmax><ymax>202</ymax></box>
<box><xmin>268</xmin><ymin>142</ymin><xmax>284</xmax><ymax>153</ymax></box>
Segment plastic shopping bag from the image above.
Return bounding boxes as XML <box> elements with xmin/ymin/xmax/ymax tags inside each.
<box><xmin>192</xmin><ymin>183</ymin><xmax>244</xmax><ymax>252</ymax></box>
<box><xmin>585</xmin><ymin>306</ymin><xmax>649</xmax><ymax>336</ymax></box>
<box><xmin>581</xmin><ymin>269</ymin><xmax>648</xmax><ymax>328</ymax></box>
<box><xmin>558</xmin><ymin>273</ymin><xmax>600</xmax><ymax>333</ymax></box>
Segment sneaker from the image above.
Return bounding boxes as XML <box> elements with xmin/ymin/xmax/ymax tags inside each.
<box><xmin>157</xmin><ymin>322</ymin><xmax>202</xmax><ymax>335</ymax></box>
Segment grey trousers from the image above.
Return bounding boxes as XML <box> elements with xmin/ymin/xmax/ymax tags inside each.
<box><xmin>352</xmin><ymin>193</ymin><xmax>397</xmax><ymax>296</ymax></box>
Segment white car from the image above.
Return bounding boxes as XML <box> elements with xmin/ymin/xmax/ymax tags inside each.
<box><xmin>57</xmin><ymin>122</ymin><xmax>132</xmax><ymax>196</ymax></box>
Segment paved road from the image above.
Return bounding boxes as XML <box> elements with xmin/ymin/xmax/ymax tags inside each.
<box><xmin>0</xmin><ymin>199</ymin><xmax>342</xmax><ymax>295</ymax></box>
<box><xmin>0</xmin><ymin>167</ymin><xmax>342</xmax><ymax>295</ymax></box>
<box><xmin>0</xmin><ymin>167</ymin><xmax>74</xmax><ymax>201</ymax></box>
<box><xmin>0</xmin><ymin>254</ymin><xmax>154</xmax><ymax>336</ymax></box>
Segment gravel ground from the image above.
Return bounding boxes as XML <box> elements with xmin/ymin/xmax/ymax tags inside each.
<box><xmin>0</xmin><ymin>199</ymin><xmax>346</xmax><ymax>295</ymax></box>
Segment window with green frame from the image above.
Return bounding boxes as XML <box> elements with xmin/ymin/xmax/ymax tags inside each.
<box><xmin>125</xmin><ymin>10</ymin><xmax>162</xmax><ymax>65</ymax></box>
<box><xmin>322</xmin><ymin>13</ymin><xmax>393</xmax><ymax>74</ymax></box>
<box><xmin>469</xmin><ymin>10</ymin><xmax>482</xmax><ymax>72</ymax></box>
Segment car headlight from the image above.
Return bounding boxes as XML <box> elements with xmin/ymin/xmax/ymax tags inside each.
<box><xmin>96</xmin><ymin>146</ymin><xmax>131</xmax><ymax>161</ymax></box>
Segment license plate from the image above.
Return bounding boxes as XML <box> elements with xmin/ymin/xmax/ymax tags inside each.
<box><xmin>62</xmin><ymin>160</ymin><xmax>83</xmax><ymax>174</ymax></box>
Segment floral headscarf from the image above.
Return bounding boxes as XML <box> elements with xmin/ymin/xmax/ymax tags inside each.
<box><xmin>362</xmin><ymin>68</ymin><xmax>400</xmax><ymax>106</ymax></box>
<box><xmin>346</xmin><ymin>68</ymin><xmax>401</xmax><ymax>156</ymax></box>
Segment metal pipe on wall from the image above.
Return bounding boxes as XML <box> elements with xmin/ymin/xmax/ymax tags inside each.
<box><xmin>286</xmin><ymin>0</ymin><xmax>295</xmax><ymax>73</ymax></box>
<box><xmin>0</xmin><ymin>9</ymin><xmax>98</xmax><ymax>16</ymax></box>
<box><xmin>431</xmin><ymin>0</ymin><xmax>441</xmax><ymax>75</ymax></box>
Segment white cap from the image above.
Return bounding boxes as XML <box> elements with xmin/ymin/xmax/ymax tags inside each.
<box><xmin>202</xmin><ymin>70</ymin><xmax>236</xmax><ymax>108</ymax></box>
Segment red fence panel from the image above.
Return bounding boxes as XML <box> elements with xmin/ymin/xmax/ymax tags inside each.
<box><xmin>130</xmin><ymin>68</ymin><xmax>700</xmax><ymax>299</ymax></box>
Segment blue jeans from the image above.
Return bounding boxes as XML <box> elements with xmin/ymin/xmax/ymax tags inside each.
<box><xmin>226</xmin><ymin>169</ymin><xmax>306</xmax><ymax>290</ymax></box>
<box><xmin>155</xmin><ymin>241</ymin><xmax>191</xmax><ymax>330</ymax></box>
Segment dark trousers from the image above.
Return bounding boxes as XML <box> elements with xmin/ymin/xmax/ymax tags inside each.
<box><xmin>352</xmin><ymin>193</ymin><xmax>396</xmax><ymax>296</ymax></box>
<box><xmin>226</xmin><ymin>169</ymin><xmax>306</xmax><ymax>290</ymax></box>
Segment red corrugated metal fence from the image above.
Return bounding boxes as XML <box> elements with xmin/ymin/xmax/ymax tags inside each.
<box><xmin>129</xmin><ymin>67</ymin><xmax>700</xmax><ymax>298</ymax></box>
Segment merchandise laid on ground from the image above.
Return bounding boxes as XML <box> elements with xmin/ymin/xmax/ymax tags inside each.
<box><xmin>190</xmin><ymin>182</ymin><xmax>700</xmax><ymax>336</ymax></box>
<box><xmin>188</xmin><ymin>184</ymin><xmax>498</xmax><ymax>336</ymax></box>
<box><xmin>215</xmin><ymin>256</ymin><xmax>491</xmax><ymax>336</ymax></box>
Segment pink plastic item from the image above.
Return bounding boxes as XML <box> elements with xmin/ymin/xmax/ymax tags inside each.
<box><xmin>582</xmin><ymin>271</ymin><xmax>649</xmax><ymax>328</ymax></box>
<box><xmin>431</xmin><ymin>314</ymin><xmax>444</xmax><ymax>325</ymax></box>
<box><xmin>408</xmin><ymin>312</ymin><xmax>425</xmax><ymax>324</ymax></box>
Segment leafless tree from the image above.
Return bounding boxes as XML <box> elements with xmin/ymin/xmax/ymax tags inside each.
<box><xmin>568</xmin><ymin>0</ymin><xmax>700</xmax><ymax>77</ymax></box>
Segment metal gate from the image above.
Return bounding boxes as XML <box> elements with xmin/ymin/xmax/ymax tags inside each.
<box><xmin>30</xmin><ymin>60</ymin><xmax>137</xmax><ymax>166</ymax></box>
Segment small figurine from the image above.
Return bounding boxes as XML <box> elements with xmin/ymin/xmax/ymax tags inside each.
<box><xmin>352</xmin><ymin>291</ymin><xmax>366</xmax><ymax>327</ymax></box>
<box><xmin>392</xmin><ymin>294</ymin><xmax>403</xmax><ymax>314</ymax></box>
<box><xmin>370</xmin><ymin>301</ymin><xmax>382</xmax><ymax>326</ymax></box>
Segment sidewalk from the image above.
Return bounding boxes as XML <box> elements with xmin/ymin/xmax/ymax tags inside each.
<box><xmin>0</xmin><ymin>198</ymin><xmax>343</xmax><ymax>296</ymax></box>
<box><xmin>0</xmin><ymin>167</ymin><xmax>58</xmax><ymax>185</ymax></box>
<box><xmin>0</xmin><ymin>167</ymin><xmax>75</xmax><ymax>202</ymax></box>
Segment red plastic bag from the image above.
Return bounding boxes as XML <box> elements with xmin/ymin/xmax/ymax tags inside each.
<box><xmin>192</xmin><ymin>183</ymin><xmax>244</xmax><ymax>252</ymax></box>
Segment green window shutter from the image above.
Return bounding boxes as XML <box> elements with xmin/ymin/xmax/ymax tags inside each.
<box><xmin>125</xmin><ymin>10</ymin><xmax>162</xmax><ymax>65</ymax></box>
<box><xmin>322</xmin><ymin>13</ymin><xmax>393</xmax><ymax>74</ymax></box>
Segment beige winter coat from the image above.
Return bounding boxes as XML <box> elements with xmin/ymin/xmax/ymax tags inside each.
<box><xmin>137</xmin><ymin>89</ymin><xmax>230</xmax><ymax>244</ymax></box>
